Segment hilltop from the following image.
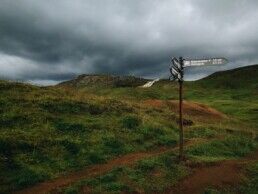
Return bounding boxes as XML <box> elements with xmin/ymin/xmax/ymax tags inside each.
<box><xmin>58</xmin><ymin>74</ymin><xmax>148</xmax><ymax>88</ymax></box>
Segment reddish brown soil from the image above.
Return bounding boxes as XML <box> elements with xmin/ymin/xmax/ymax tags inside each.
<box><xmin>16</xmin><ymin>139</ymin><xmax>204</xmax><ymax>194</ymax></box>
<box><xmin>143</xmin><ymin>100</ymin><xmax>227</xmax><ymax>120</ymax></box>
<box><xmin>144</xmin><ymin>99</ymin><xmax>164</xmax><ymax>108</ymax></box>
<box><xmin>167</xmin><ymin>150</ymin><xmax>258</xmax><ymax>194</ymax></box>
<box><xmin>168</xmin><ymin>161</ymin><xmax>243</xmax><ymax>194</ymax></box>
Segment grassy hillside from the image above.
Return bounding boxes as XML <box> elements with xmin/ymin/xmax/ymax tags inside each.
<box><xmin>0</xmin><ymin>65</ymin><xmax>258</xmax><ymax>193</ymax></box>
<box><xmin>57</xmin><ymin>65</ymin><xmax>258</xmax><ymax>128</ymax></box>
<box><xmin>0</xmin><ymin>81</ymin><xmax>181</xmax><ymax>193</ymax></box>
<box><xmin>192</xmin><ymin>65</ymin><xmax>258</xmax><ymax>127</ymax></box>
<box><xmin>198</xmin><ymin>64</ymin><xmax>258</xmax><ymax>89</ymax></box>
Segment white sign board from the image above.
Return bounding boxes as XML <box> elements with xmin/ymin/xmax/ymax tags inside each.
<box><xmin>184</xmin><ymin>58</ymin><xmax>227</xmax><ymax>67</ymax></box>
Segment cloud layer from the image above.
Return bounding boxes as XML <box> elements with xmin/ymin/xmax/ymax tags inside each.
<box><xmin>1</xmin><ymin>0</ymin><xmax>258</xmax><ymax>84</ymax></box>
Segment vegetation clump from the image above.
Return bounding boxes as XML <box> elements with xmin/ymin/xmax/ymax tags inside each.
<box><xmin>122</xmin><ymin>115</ymin><xmax>141</xmax><ymax>129</ymax></box>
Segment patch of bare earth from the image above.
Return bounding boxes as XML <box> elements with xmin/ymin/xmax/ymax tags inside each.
<box><xmin>167</xmin><ymin>150</ymin><xmax>258</xmax><ymax>194</ymax></box>
<box><xmin>168</xmin><ymin>161</ymin><xmax>243</xmax><ymax>194</ymax></box>
<box><xmin>144</xmin><ymin>100</ymin><xmax>227</xmax><ymax>120</ymax></box>
<box><xmin>144</xmin><ymin>99</ymin><xmax>164</xmax><ymax>108</ymax></box>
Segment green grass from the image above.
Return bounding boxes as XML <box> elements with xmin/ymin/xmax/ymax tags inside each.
<box><xmin>185</xmin><ymin>126</ymin><xmax>218</xmax><ymax>139</ymax></box>
<box><xmin>0</xmin><ymin>65</ymin><xmax>258</xmax><ymax>193</ymax></box>
<box><xmin>187</xmin><ymin>136</ymin><xmax>257</xmax><ymax>160</ymax></box>
<box><xmin>62</xmin><ymin>153</ymin><xmax>189</xmax><ymax>194</ymax></box>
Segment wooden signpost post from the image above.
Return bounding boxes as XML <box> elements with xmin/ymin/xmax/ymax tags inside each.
<box><xmin>169</xmin><ymin>57</ymin><xmax>228</xmax><ymax>161</ymax></box>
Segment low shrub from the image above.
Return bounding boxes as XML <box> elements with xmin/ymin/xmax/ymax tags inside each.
<box><xmin>104</xmin><ymin>182</ymin><xmax>130</xmax><ymax>192</ymax></box>
<box><xmin>12</xmin><ymin>167</ymin><xmax>49</xmax><ymax>190</ymax></box>
<box><xmin>103</xmin><ymin>137</ymin><xmax>126</xmax><ymax>155</ymax></box>
<box><xmin>139</xmin><ymin>126</ymin><xmax>164</xmax><ymax>140</ymax></box>
<box><xmin>0</xmin><ymin>137</ymin><xmax>34</xmax><ymax>155</ymax></box>
<box><xmin>87</xmin><ymin>104</ymin><xmax>104</xmax><ymax>115</ymax></box>
<box><xmin>122</xmin><ymin>115</ymin><xmax>141</xmax><ymax>129</ymax></box>
<box><xmin>39</xmin><ymin>100</ymin><xmax>86</xmax><ymax>114</ymax></box>
<box><xmin>86</xmin><ymin>151</ymin><xmax>106</xmax><ymax>164</ymax></box>
<box><xmin>59</xmin><ymin>140</ymin><xmax>79</xmax><ymax>155</ymax></box>
<box><xmin>0</xmin><ymin>113</ymin><xmax>30</xmax><ymax>128</ymax></box>
<box><xmin>137</xmin><ymin>158</ymin><xmax>158</xmax><ymax>172</ymax></box>
<box><xmin>53</xmin><ymin>120</ymin><xmax>87</xmax><ymax>132</ymax></box>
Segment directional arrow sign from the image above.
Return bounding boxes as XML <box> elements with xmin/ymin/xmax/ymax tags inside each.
<box><xmin>170</xmin><ymin>57</ymin><xmax>183</xmax><ymax>82</ymax></box>
<box><xmin>171</xmin><ymin>57</ymin><xmax>181</xmax><ymax>69</ymax></box>
<box><xmin>170</xmin><ymin>67</ymin><xmax>182</xmax><ymax>81</ymax></box>
<box><xmin>184</xmin><ymin>58</ymin><xmax>228</xmax><ymax>67</ymax></box>
<box><xmin>169</xmin><ymin>56</ymin><xmax>228</xmax><ymax>161</ymax></box>
<box><xmin>171</xmin><ymin>68</ymin><xmax>182</xmax><ymax>80</ymax></box>
<box><xmin>170</xmin><ymin>64</ymin><xmax>181</xmax><ymax>74</ymax></box>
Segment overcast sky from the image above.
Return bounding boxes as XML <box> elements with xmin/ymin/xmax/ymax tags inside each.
<box><xmin>1</xmin><ymin>0</ymin><xmax>258</xmax><ymax>85</ymax></box>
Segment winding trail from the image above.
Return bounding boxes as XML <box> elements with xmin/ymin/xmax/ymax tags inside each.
<box><xmin>15</xmin><ymin>139</ymin><xmax>258</xmax><ymax>194</ymax></box>
<box><xmin>16</xmin><ymin>139</ymin><xmax>204</xmax><ymax>194</ymax></box>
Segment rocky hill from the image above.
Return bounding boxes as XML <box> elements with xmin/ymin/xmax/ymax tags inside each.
<box><xmin>58</xmin><ymin>74</ymin><xmax>149</xmax><ymax>88</ymax></box>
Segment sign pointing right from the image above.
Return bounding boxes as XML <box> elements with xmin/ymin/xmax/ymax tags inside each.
<box><xmin>184</xmin><ymin>58</ymin><xmax>228</xmax><ymax>67</ymax></box>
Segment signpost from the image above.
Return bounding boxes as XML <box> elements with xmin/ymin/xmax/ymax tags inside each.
<box><xmin>169</xmin><ymin>57</ymin><xmax>228</xmax><ymax>161</ymax></box>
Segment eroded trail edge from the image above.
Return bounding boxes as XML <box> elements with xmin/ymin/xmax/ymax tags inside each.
<box><xmin>167</xmin><ymin>150</ymin><xmax>258</xmax><ymax>194</ymax></box>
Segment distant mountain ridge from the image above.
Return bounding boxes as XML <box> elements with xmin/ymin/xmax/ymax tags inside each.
<box><xmin>58</xmin><ymin>74</ymin><xmax>149</xmax><ymax>88</ymax></box>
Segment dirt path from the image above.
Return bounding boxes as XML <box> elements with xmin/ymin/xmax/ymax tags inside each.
<box><xmin>16</xmin><ymin>139</ymin><xmax>205</xmax><ymax>194</ymax></box>
<box><xmin>15</xmin><ymin>137</ymin><xmax>258</xmax><ymax>194</ymax></box>
<box><xmin>143</xmin><ymin>99</ymin><xmax>228</xmax><ymax>121</ymax></box>
<box><xmin>167</xmin><ymin>150</ymin><xmax>258</xmax><ymax>194</ymax></box>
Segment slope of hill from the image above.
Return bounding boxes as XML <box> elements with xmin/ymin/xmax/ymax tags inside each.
<box><xmin>58</xmin><ymin>74</ymin><xmax>148</xmax><ymax>88</ymax></box>
<box><xmin>0</xmin><ymin>65</ymin><xmax>257</xmax><ymax>193</ymax></box>
<box><xmin>197</xmin><ymin>64</ymin><xmax>258</xmax><ymax>89</ymax></box>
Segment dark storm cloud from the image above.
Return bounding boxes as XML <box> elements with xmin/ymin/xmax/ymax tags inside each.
<box><xmin>0</xmin><ymin>0</ymin><xmax>258</xmax><ymax>84</ymax></box>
